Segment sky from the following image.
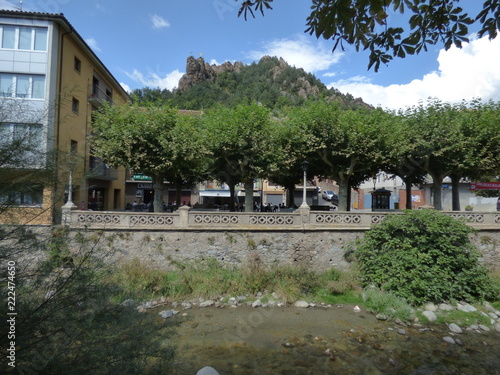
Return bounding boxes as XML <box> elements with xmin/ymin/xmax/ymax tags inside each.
<box><xmin>1</xmin><ymin>0</ymin><xmax>499</xmax><ymax>110</ymax></box>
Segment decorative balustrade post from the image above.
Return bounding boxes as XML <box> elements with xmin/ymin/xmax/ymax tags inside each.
<box><xmin>178</xmin><ymin>205</ymin><xmax>190</xmax><ymax>228</ymax></box>
<box><xmin>298</xmin><ymin>204</ymin><xmax>311</xmax><ymax>224</ymax></box>
<box><xmin>61</xmin><ymin>205</ymin><xmax>76</xmax><ymax>226</ymax></box>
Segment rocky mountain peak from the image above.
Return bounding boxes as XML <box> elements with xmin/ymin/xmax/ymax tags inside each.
<box><xmin>178</xmin><ymin>56</ymin><xmax>243</xmax><ymax>91</ymax></box>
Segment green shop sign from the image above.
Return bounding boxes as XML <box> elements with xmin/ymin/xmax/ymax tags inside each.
<box><xmin>132</xmin><ymin>174</ymin><xmax>152</xmax><ymax>181</ymax></box>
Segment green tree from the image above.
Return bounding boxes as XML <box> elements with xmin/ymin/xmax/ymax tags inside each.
<box><xmin>92</xmin><ymin>103</ymin><xmax>208</xmax><ymax>212</ymax></box>
<box><xmin>293</xmin><ymin>101</ymin><xmax>387</xmax><ymax>210</ymax></box>
<box><xmin>237</xmin><ymin>0</ymin><xmax>500</xmax><ymax>71</ymax></box>
<box><xmin>202</xmin><ymin>103</ymin><xmax>278</xmax><ymax>211</ymax></box>
<box><xmin>167</xmin><ymin>113</ymin><xmax>212</xmax><ymax>206</ymax></box>
<box><xmin>266</xmin><ymin>109</ymin><xmax>315</xmax><ymax>207</ymax></box>
<box><xmin>458</xmin><ymin>100</ymin><xmax>500</xmax><ymax>201</ymax></box>
<box><xmin>381</xmin><ymin>108</ymin><xmax>432</xmax><ymax>210</ymax></box>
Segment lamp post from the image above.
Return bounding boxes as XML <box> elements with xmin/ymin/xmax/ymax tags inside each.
<box><xmin>301</xmin><ymin>160</ymin><xmax>309</xmax><ymax>207</ymax></box>
<box><xmin>62</xmin><ymin>170</ymin><xmax>77</xmax><ymax>209</ymax></box>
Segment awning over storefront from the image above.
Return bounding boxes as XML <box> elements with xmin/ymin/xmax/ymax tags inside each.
<box><xmin>237</xmin><ymin>191</ymin><xmax>260</xmax><ymax>197</ymax></box>
<box><xmin>199</xmin><ymin>190</ymin><xmax>260</xmax><ymax>197</ymax></box>
<box><xmin>199</xmin><ymin>190</ymin><xmax>231</xmax><ymax>197</ymax></box>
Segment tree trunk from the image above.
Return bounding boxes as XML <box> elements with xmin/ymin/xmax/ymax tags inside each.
<box><xmin>175</xmin><ymin>178</ymin><xmax>182</xmax><ymax>207</ymax></box>
<box><xmin>430</xmin><ymin>172</ymin><xmax>445</xmax><ymax>211</ymax></box>
<box><xmin>404</xmin><ymin>176</ymin><xmax>413</xmax><ymax>209</ymax></box>
<box><xmin>152</xmin><ymin>174</ymin><xmax>165</xmax><ymax>213</ymax></box>
<box><xmin>450</xmin><ymin>174</ymin><xmax>461</xmax><ymax>211</ymax></box>
<box><xmin>346</xmin><ymin>180</ymin><xmax>352</xmax><ymax>212</ymax></box>
<box><xmin>286</xmin><ymin>182</ymin><xmax>296</xmax><ymax>208</ymax></box>
<box><xmin>228</xmin><ymin>182</ymin><xmax>236</xmax><ymax>212</ymax></box>
<box><xmin>244</xmin><ymin>178</ymin><xmax>254</xmax><ymax>212</ymax></box>
<box><xmin>337</xmin><ymin>174</ymin><xmax>349</xmax><ymax>211</ymax></box>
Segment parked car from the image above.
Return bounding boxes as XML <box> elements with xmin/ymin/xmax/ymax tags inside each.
<box><xmin>322</xmin><ymin>190</ymin><xmax>339</xmax><ymax>206</ymax></box>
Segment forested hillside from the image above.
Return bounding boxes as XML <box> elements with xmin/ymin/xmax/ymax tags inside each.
<box><xmin>131</xmin><ymin>56</ymin><xmax>370</xmax><ymax>110</ymax></box>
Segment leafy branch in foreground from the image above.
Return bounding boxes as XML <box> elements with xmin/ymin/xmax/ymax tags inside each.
<box><xmin>0</xmin><ymin>228</ymin><xmax>175</xmax><ymax>374</ymax></box>
<box><xmin>237</xmin><ymin>0</ymin><xmax>500</xmax><ymax>71</ymax></box>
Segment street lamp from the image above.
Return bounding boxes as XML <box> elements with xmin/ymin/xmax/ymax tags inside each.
<box><xmin>301</xmin><ymin>160</ymin><xmax>309</xmax><ymax>207</ymax></box>
<box><xmin>62</xmin><ymin>170</ymin><xmax>77</xmax><ymax>209</ymax></box>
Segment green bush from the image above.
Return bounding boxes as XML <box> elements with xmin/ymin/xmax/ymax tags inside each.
<box><xmin>355</xmin><ymin>210</ymin><xmax>499</xmax><ymax>305</ymax></box>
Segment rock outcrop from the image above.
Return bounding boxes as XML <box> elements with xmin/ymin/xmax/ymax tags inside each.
<box><xmin>178</xmin><ymin>56</ymin><xmax>243</xmax><ymax>91</ymax></box>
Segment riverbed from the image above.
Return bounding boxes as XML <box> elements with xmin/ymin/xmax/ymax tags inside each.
<box><xmin>160</xmin><ymin>304</ymin><xmax>500</xmax><ymax>374</ymax></box>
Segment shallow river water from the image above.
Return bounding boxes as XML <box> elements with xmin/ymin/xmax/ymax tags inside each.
<box><xmin>162</xmin><ymin>304</ymin><xmax>500</xmax><ymax>375</ymax></box>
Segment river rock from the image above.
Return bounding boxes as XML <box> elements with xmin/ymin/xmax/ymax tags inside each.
<box><xmin>196</xmin><ymin>366</ymin><xmax>220</xmax><ymax>375</ymax></box>
<box><xmin>483</xmin><ymin>301</ymin><xmax>495</xmax><ymax>312</ymax></box>
<box><xmin>438</xmin><ymin>303</ymin><xmax>455</xmax><ymax>311</ymax></box>
<box><xmin>424</xmin><ymin>302</ymin><xmax>437</xmax><ymax>311</ymax></box>
<box><xmin>376</xmin><ymin>314</ymin><xmax>388</xmax><ymax>321</ymax></box>
<box><xmin>479</xmin><ymin>324</ymin><xmax>490</xmax><ymax>332</ymax></box>
<box><xmin>159</xmin><ymin>310</ymin><xmax>174</xmax><ymax>319</ymax></box>
<box><xmin>494</xmin><ymin>323</ymin><xmax>500</xmax><ymax>333</ymax></box>
<box><xmin>121</xmin><ymin>299</ymin><xmax>136</xmax><ymax>307</ymax></box>
<box><xmin>448</xmin><ymin>323</ymin><xmax>463</xmax><ymax>333</ymax></box>
<box><xmin>252</xmin><ymin>299</ymin><xmax>263</xmax><ymax>308</ymax></box>
<box><xmin>422</xmin><ymin>310</ymin><xmax>437</xmax><ymax>322</ymax></box>
<box><xmin>457</xmin><ymin>303</ymin><xmax>476</xmax><ymax>312</ymax></box>
<box><xmin>199</xmin><ymin>300</ymin><xmax>215</xmax><ymax>308</ymax></box>
<box><xmin>443</xmin><ymin>336</ymin><xmax>456</xmax><ymax>344</ymax></box>
<box><xmin>294</xmin><ymin>300</ymin><xmax>309</xmax><ymax>308</ymax></box>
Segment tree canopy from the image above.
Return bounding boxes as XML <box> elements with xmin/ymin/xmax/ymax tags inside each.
<box><xmin>237</xmin><ymin>0</ymin><xmax>500</xmax><ymax>71</ymax></box>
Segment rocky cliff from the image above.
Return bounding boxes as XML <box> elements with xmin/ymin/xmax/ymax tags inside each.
<box><xmin>178</xmin><ymin>56</ymin><xmax>244</xmax><ymax>91</ymax></box>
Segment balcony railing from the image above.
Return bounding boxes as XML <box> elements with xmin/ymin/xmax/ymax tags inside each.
<box><xmin>62</xmin><ymin>207</ymin><xmax>500</xmax><ymax>231</ymax></box>
<box><xmin>88</xmin><ymin>84</ymin><xmax>114</xmax><ymax>107</ymax></box>
<box><xmin>87</xmin><ymin>157</ymin><xmax>117</xmax><ymax>180</ymax></box>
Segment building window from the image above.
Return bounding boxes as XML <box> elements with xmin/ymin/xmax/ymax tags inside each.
<box><xmin>74</xmin><ymin>56</ymin><xmax>81</xmax><ymax>73</ymax></box>
<box><xmin>0</xmin><ymin>74</ymin><xmax>45</xmax><ymax>99</ymax></box>
<box><xmin>72</xmin><ymin>97</ymin><xmax>79</xmax><ymax>114</ymax></box>
<box><xmin>0</xmin><ymin>123</ymin><xmax>44</xmax><ymax>164</ymax></box>
<box><xmin>0</xmin><ymin>25</ymin><xmax>48</xmax><ymax>51</ymax></box>
<box><xmin>0</xmin><ymin>184</ymin><xmax>44</xmax><ymax>206</ymax></box>
<box><xmin>70</xmin><ymin>139</ymin><xmax>78</xmax><ymax>155</ymax></box>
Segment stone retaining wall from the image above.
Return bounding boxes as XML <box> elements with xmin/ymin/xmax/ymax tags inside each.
<box><xmin>77</xmin><ymin>228</ymin><xmax>500</xmax><ymax>272</ymax></box>
<box><xmin>59</xmin><ymin>208</ymin><xmax>500</xmax><ymax>271</ymax></box>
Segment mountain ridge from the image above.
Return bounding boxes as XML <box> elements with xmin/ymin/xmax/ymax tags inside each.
<box><xmin>131</xmin><ymin>56</ymin><xmax>370</xmax><ymax>110</ymax></box>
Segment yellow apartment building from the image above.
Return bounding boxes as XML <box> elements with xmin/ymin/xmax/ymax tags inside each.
<box><xmin>0</xmin><ymin>11</ymin><xmax>129</xmax><ymax>225</ymax></box>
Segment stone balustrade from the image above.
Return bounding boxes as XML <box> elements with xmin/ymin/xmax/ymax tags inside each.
<box><xmin>62</xmin><ymin>205</ymin><xmax>500</xmax><ymax>231</ymax></box>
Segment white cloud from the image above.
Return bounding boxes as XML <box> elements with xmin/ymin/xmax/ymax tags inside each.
<box><xmin>329</xmin><ymin>35</ymin><xmax>500</xmax><ymax>110</ymax></box>
<box><xmin>120</xmin><ymin>82</ymin><xmax>131</xmax><ymax>93</ymax></box>
<box><xmin>125</xmin><ymin>69</ymin><xmax>184</xmax><ymax>91</ymax></box>
<box><xmin>151</xmin><ymin>14</ymin><xmax>170</xmax><ymax>30</ymax></box>
<box><xmin>85</xmin><ymin>37</ymin><xmax>101</xmax><ymax>52</ymax></box>
<box><xmin>248</xmin><ymin>34</ymin><xmax>343</xmax><ymax>73</ymax></box>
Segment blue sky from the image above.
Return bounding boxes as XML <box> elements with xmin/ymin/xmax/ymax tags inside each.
<box><xmin>2</xmin><ymin>0</ymin><xmax>499</xmax><ymax>110</ymax></box>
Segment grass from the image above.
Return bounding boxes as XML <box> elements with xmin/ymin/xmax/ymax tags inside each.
<box><xmin>430</xmin><ymin>309</ymin><xmax>493</xmax><ymax>327</ymax></box>
<box><xmin>111</xmin><ymin>257</ymin><xmax>363</xmax><ymax>304</ymax></box>
<box><xmin>362</xmin><ymin>287</ymin><xmax>415</xmax><ymax>322</ymax></box>
<box><xmin>110</xmin><ymin>257</ymin><xmax>499</xmax><ymax>326</ymax></box>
